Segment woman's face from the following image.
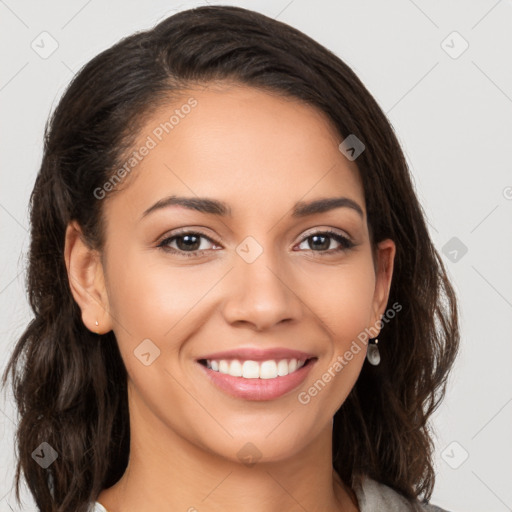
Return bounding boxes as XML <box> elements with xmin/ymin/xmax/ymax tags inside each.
<box><xmin>69</xmin><ymin>83</ymin><xmax>395</xmax><ymax>464</ymax></box>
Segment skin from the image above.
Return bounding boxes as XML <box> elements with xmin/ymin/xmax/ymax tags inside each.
<box><xmin>65</xmin><ymin>83</ymin><xmax>395</xmax><ymax>512</ymax></box>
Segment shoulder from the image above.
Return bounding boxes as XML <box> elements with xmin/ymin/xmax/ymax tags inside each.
<box><xmin>89</xmin><ymin>503</ymin><xmax>108</xmax><ymax>512</ymax></box>
<box><xmin>353</xmin><ymin>475</ymin><xmax>452</xmax><ymax>512</ymax></box>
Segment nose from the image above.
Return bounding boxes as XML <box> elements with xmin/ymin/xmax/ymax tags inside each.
<box><xmin>220</xmin><ymin>246</ymin><xmax>304</xmax><ymax>331</ymax></box>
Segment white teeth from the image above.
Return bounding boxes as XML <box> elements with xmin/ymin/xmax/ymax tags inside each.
<box><xmin>205</xmin><ymin>358</ymin><xmax>307</xmax><ymax>379</ymax></box>
<box><xmin>242</xmin><ymin>360</ymin><xmax>260</xmax><ymax>378</ymax></box>
<box><xmin>219</xmin><ymin>360</ymin><xmax>229</xmax><ymax>374</ymax></box>
<box><xmin>260</xmin><ymin>360</ymin><xmax>277</xmax><ymax>379</ymax></box>
<box><xmin>277</xmin><ymin>359</ymin><xmax>289</xmax><ymax>376</ymax></box>
<box><xmin>229</xmin><ymin>359</ymin><xmax>243</xmax><ymax>377</ymax></box>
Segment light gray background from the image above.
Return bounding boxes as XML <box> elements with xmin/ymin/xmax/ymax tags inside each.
<box><xmin>1</xmin><ymin>1</ymin><xmax>511</xmax><ymax>511</ymax></box>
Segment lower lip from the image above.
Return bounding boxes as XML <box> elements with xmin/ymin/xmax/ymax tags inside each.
<box><xmin>198</xmin><ymin>360</ymin><xmax>316</xmax><ymax>401</ymax></box>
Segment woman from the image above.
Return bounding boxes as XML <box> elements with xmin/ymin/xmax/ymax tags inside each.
<box><xmin>2</xmin><ymin>5</ymin><xmax>459</xmax><ymax>512</ymax></box>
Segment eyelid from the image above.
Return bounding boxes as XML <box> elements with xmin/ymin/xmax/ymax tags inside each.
<box><xmin>156</xmin><ymin>227</ymin><xmax>218</xmax><ymax>244</ymax></box>
<box><xmin>297</xmin><ymin>226</ymin><xmax>352</xmax><ymax>242</ymax></box>
<box><xmin>157</xmin><ymin>226</ymin><xmax>352</xmax><ymax>247</ymax></box>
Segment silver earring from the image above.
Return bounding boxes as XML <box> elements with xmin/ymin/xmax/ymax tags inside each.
<box><xmin>367</xmin><ymin>338</ymin><xmax>380</xmax><ymax>366</ymax></box>
<box><xmin>95</xmin><ymin>320</ymin><xmax>99</xmax><ymax>334</ymax></box>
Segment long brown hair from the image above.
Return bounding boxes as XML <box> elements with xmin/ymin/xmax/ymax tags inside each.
<box><xmin>2</xmin><ymin>5</ymin><xmax>459</xmax><ymax>511</ymax></box>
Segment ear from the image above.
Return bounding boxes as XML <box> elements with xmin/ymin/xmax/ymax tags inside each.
<box><xmin>369</xmin><ymin>238</ymin><xmax>396</xmax><ymax>333</ymax></box>
<box><xmin>64</xmin><ymin>220</ymin><xmax>113</xmax><ymax>334</ymax></box>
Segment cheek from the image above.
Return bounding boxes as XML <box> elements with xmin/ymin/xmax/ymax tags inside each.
<box><xmin>106</xmin><ymin>250</ymin><xmax>212</xmax><ymax>336</ymax></box>
<box><xmin>297</xmin><ymin>259</ymin><xmax>375</xmax><ymax>416</ymax></box>
<box><xmin>302</xmin><ymin>254</ymin><xmax>376</xmax><ymax>345</ymax></box>
<box><xmin>106</xmin><ymin>244</ymin><xmax>376</xmax><ymax>353</ymax></box>
<box><xmin>104</xmin><ymin>251</ymin><xmax>225</xmax><ymax>383</ymax></box>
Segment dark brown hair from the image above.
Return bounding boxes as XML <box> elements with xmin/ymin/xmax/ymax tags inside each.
<box><xmin>2</xmin><ymin>5</ymin><xmax>459</xmax><ymax>511</ymax></box>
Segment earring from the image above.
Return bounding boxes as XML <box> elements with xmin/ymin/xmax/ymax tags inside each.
<box><xmin>366</xmin><ymin>338</ymin><xmax>380</xmax><ymax>366</ymax></box>
<box><xmin>95</xmin><ymin>320</ymin><xmax>99</xmax><ymax>335</ymax></box>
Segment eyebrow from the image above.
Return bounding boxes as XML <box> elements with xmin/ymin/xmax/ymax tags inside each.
<box><xmin>140</xmin><ymin>195</ymin><xmax>364</xmax><ymax>220</ymax></box>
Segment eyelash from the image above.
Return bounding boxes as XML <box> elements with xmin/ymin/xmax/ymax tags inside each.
<box><xmin>157</xmin><ymin>229</ymin><xmax>355</xmax><ymax>258</ymax></box>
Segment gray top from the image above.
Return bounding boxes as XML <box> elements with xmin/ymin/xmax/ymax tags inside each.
<box><xmin>91</xmin><ymin>475</ymin><xmax>451</xmax><ymax>511</ymax></box>
<box><xmin>352</xmin><ymin>475</ymin><xmax>451</xmax><ymax>511</ymax></box>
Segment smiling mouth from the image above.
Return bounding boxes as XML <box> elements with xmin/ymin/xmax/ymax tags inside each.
<box><xmin>198</xmin><ymin>357</ymin><xmax>316</xmax><ymax>379</ymax></box>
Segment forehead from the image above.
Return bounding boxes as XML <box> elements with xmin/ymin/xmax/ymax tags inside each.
<box><xmin>104</xmin><ymin>83</ymin><xmax>365</xmax><ymax>223</ymax></box>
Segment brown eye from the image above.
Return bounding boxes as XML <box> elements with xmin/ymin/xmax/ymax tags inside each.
<box><xmin>296</xmin><ymin>230</ymin><xmax>354</xmax><ymax>254</ymax></box>
<box><xmin>157</xmin><ymin>231</ymin><xmax>218</xmax><ymax>257</ymax></box>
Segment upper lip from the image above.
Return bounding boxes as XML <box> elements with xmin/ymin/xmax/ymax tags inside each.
<box><xmin>197</xmin><ymin>347</ymin><xmax>316</xmax><ymax>362</ymax></box>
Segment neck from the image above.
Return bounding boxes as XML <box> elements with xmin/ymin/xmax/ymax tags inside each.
<box><xmin>97</xmin><ymin>389</ymin><xmax>359</xmax><ymax>512</ymax></box>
